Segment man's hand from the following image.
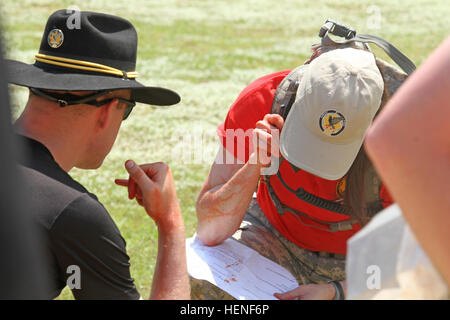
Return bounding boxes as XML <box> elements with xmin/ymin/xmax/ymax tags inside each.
<box><xmin>251</xmin><ymin>113</ymin><xmax>284</xmax><ymax>167</ymax></box>
<box><xmin>116</xmin><ymin>160</ymin><xmax>190</xmax><ymax>299</ymax></box>
<box><xmin>115</xmin><ymin>160</ymin><xmax>182</xmax><ymax>231</ymax></box>
<box><xmin>274</xmin><ymin>283</ymin><xmax>336</xmax><ymax>300</ymax></box>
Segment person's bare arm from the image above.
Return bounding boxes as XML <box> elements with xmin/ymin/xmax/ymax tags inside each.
<box><xmin>150</xmin><ymin>217</ymin><xmax>188</xmax><ymax>300</ymax></box>
<box><xmin>116</xmin><ymin>160</ymin><xmax>190</xmax><ymax>299</ymax></box>
<box><xmin>196</xmin><ymin>148</ymin><xmax>262</xmax><ymax>246</ymax></box>
<box><xmin>365</xmin><ymin>37</ymin><xmax>450</xmax><ymax>286</ymax></box>
<box><xmin>196</xmin><ymin>114</ymin><xmax>284</xmax><ymax>246</ymax></box>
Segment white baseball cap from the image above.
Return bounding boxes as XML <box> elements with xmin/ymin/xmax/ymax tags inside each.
<box><xmin>279</xmin><ymin>48</ymin><xmax>384</xmax><ymax>180</ymax></box>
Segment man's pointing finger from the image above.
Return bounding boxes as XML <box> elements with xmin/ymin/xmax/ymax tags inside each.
<box><xmin>125</xmin><ymin>160</ymin><xmax>154</xmax><ymax>193</ymax></box>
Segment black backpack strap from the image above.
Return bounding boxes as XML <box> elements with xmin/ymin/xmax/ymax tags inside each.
<box><xmin>270</xmin><ymin>65</ymin><xmax>304</xmax><ymax>119</ymax></box>
<box><xmin>319</xmin><ymin>19</ymin><xmax>416</xmax><ymax>75</ymax></box>
<box><xmin>274</xmin><ymin>159</ymin><xmax>353</xmax><ymax>215</ymax></box>
<box><xmin>261</xmin><ymin>157</ymin><xmax>383</xmax><ymax>231</ymax></box>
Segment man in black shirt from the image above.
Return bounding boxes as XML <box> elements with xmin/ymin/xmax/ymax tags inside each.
<box><xmin>6</xmin><ymin>10</ymin><xmax>189</xmax><ymax>299</ymax></box>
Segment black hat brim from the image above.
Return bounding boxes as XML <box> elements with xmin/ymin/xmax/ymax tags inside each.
<box><xmin>6</xmin><ymin>59</ymin><xmax>180</xmax><ymax>106</ymax></box>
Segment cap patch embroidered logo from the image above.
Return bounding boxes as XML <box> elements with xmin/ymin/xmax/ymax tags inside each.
<box><xmin>319</xmin><ymin>110</ymin><xmax>346</xmax><ymax>136</ymax></box>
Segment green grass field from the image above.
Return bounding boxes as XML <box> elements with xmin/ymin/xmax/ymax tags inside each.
<box><xmin>2</xmin><ymin>0</ymin><xmax>449</xmax><ymax>299</ymax></box>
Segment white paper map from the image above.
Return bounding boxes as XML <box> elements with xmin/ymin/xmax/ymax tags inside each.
<box><xmin>186</xmin><ymin>235</ymin><xmax>298</xmax><ymax>300</ymax></box>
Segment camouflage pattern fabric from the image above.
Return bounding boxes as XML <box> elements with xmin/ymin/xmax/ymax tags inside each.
<box><xmin>374</xmin><ymin>57</ymin><xmax>408</xmax><ymax>106</ymax></box>
<box><xmin>190</xmin><ymin>199</ymin><xmax>346</xmax><ymax>300</ymax></box>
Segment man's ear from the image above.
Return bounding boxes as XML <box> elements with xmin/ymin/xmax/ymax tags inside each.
<box><xmin>95</xmin><ymin>99</ymin><xmax>119</xmax><ymax>129</ymax></box>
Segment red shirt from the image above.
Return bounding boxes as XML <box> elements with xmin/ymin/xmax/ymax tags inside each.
<box><xmin>217</xmin><ymin>70</ymin><xmax>393</xmax><ymax>254</ymax></box>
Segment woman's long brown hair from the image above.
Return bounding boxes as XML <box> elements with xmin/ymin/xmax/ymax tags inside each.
<box><xmin>343</xmin><ymin>60</ymin><xmax>390</xmax><ymax>226</ymax></box>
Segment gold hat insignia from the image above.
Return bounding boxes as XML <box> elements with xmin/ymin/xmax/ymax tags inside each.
<box><xmin>47</xmin><ymin>29</ymin><xmax>64</xmax><ymax>49</ymax></box>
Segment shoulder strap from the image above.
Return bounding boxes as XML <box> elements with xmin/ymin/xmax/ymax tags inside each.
<box><xmin>261</xmin><ymin>175</ymin><xmax>358</xmax><ymax>232</ymax></box>
<box><xmin>270</xmin><ymin>66</ymin><xmax>304</xmax><ymax>119</ymax></box>
<box><xmin>319</xmin><ymin>19</ymin><xmax>416</xmax><ymax>75</ymax></box>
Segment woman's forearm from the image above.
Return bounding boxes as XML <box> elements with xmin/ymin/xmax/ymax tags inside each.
<box><xmin>196</xmin><ymin>152</ymin><xmax>263</xmax><ymax>245</ymax></box>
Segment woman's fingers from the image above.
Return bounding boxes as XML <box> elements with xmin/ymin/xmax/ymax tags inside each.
<box><xmin>255</xmin><ymin>120</ymin><xmax>271</xmax><ymax>132</ymax></box>
<box><xmin>254</xmin><ymin>129</ymin><xmax>272</xmax><ymax>155</ymax></box>
<box><xmin>254</xmin><ymin>128</ymin><xmax>280</xmax><ymax>155</ymax></box>
<box><xmin>274</xmin><ymin>286</ymin><xmax>303</xmax><ymax>300</ymax></box>
<box><xmin>264</xmin><ymin>113</ymin><xmax>284</xmax><ymax>131</ymax></box>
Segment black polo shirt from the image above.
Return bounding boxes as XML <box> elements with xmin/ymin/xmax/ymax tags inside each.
<box><xmin>17</xmin><ymin>135</ymin><xmax>140</xmax><ymax>300</ymax></box>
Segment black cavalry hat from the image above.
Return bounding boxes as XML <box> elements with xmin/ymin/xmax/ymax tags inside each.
<box><xmin>6</xmin><ymin>9</ymin><xmax>180</xmax><ymax>106</ymax></box>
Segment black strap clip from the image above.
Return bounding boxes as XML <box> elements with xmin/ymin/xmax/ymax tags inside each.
<box><xmin>57</xmin><ymin>99</ymin><xmax>69</xmax><ymax>107</ymax></box>
<box><xmin>319</xmin><ymin>19</ymin><xmax>356</xmax><ymax>40</ymax></box>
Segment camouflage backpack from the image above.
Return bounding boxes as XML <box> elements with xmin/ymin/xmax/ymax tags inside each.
<box><xmin>264</xmin><ymin>19</ymin><xmax>414</xmax><ymax>231</ymax></box>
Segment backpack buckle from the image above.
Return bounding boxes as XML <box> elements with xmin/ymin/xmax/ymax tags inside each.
<box><xmin>319</xmin><ymin>19</ymin><xmax>356</xmax><ymax>40</ymax></box>
<box><xmin>329</xmin><ymin>220</ymin><xmax>356</xmax><ymax>232</ymax></box>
